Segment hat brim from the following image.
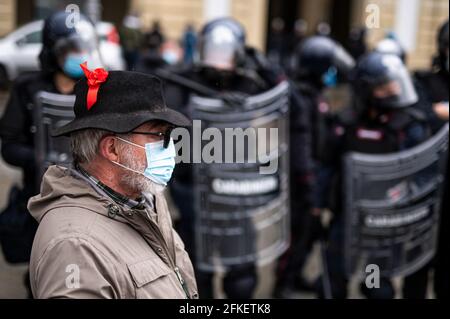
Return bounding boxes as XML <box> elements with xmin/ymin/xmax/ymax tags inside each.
<box><xmin>52</xmin><ymin>109</ymin><xmax>192</xmax><ymax>137</ymax></box>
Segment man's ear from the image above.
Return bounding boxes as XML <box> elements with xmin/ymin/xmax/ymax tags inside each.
<box><xmin>98</xmin><ymin>135</ymin><xmax>119</xmax><ymax>162</ymax></box>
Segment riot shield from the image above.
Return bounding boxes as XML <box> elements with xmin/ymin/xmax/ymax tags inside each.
<box><xmin>34</xmin><ymin>91</ymin><xmax>76</xmax><ymax>184</ymax></box>
<box><xmin>343</xmin><ymin>124</ymin><xmax>449</xmax><ymax>278</ymax></box>
<box><xmin>190</xmin><ymin>81</ymin><xmax>290</xmax><ymax>272</ymax></box>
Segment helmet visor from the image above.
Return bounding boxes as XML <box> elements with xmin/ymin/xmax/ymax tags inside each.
<box><xmin>333</xmin><ymin>45</ymin><xmax>356</xmax><ymax>76</ymax></box>
<box><xmin>54</xmin><ymin>20</ymin><xmax>103</xmax><ymax>69</ymax></box>
<box><xmin>200</xmin><ymin>25</ymin><xmax>241</xmax><ymax>70</ymax></box>
<box><xmin>371</xmin><ymin>55</ymin><xmax>418</xmax><ymax>108</ymax></box>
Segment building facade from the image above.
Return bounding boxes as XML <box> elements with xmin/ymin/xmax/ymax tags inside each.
<box><xmin>0</xmin><ymin>0</ymin><xmax>448</xmax><ymax>70</ymax></box>
<box><xmin>352</xmin><ymin>0</ymin><xmax>449</xmax><ymax>69</ymax></box>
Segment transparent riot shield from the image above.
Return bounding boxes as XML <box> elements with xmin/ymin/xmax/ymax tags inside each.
<box><xmin>190</xmin><ymin>81</ymin><xmax>291</xmax><ymax>272</ymax></box>
<box><xmin>34</xmin><ymin>91</ymin><xmax>76</xmax><ymax>184</ymax></box>
<box><xmin>343</xmin><ymin>124</ymin><xmax>449</xmax><ymax>278</ymax></box>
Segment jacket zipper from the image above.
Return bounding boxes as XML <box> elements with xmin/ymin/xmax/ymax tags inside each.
<box><xmin>174</xmin><ymin>267</ymin><xmax>191</xmax><ymax>299</ymax></box>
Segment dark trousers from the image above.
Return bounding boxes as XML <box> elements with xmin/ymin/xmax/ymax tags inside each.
<box><xmin>403</xmin><ymin>172</ymin><xmax>449</xmax><ymax>299</ymax></box>
<box><xmin>275</xmin><ymin>203</ymin><xmax>321</xmax><ymax>290</ymax></box>
<box><xmin>196</xmin><ymin>264</ymin><xmax>258</xmax><ymax>299</ymax></box>
<box><xmin>321</xmin><ymin>217</ymin><xmax>395</xmax><ymax>299</ymax></box>
<box><xmin>1</xmin><ymin>142</ymin><xmax>38</xmax><ymax>196</ymax></box>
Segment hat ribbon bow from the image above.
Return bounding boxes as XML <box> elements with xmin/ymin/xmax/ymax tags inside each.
<box><xmin>80</xmin><ymin>62</ymin><xmax>109</xmax><ymax>110</ymax></box>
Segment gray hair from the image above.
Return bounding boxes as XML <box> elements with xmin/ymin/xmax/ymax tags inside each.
<box><xmin>70</xmin><ymin>129</ymin><xmax>110</xmax><ymax>164</ymax></box>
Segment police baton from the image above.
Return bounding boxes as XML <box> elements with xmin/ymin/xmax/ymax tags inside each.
<box><xmin>315</xmin><ymin>210</ymin><xmax>333</xmax><ymax>300</ymax></box>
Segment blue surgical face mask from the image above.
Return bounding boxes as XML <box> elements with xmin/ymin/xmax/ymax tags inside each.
<box><xmin>322</xmin><ymin>66</ymin><xmax>338</xmax><ymax>88</ymax></box>
<box><xmin>63</xmin><ymin>53</ymin><xmax>88</xmax><ymax>79</ymax></box>
<box><xmin>113</xmin><ymin>137</ymin><xmax>176</xmax><ymax>186</ymax></box>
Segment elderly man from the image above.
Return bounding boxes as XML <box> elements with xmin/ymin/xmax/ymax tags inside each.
<box><xmin>28</xmin><ymin>66</ymin><xmax>198</xmax><ymax>299</ymax></box>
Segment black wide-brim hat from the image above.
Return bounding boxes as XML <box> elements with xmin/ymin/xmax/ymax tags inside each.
<box><xmin>52</xmin><ymin>69</ymin><xmax>191</xmax><ymax>137</ymax></box>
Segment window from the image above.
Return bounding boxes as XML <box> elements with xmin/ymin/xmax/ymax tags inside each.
<box><xmin>24</xmin><ymin>30</ymin><xmax>42</xmax><ymax>44</ymax></box>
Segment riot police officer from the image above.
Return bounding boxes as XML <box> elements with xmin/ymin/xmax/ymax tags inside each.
<box><xmin>0</xmin><ymin>11</ymin><xmax>102</xmax><ymax>197</ymax></box>
<box><xmin>0</xmin><ymin>11</ymin><xmax>102</xmax><ymax>295</ymax></box>
<box><xmin>315</xmin><ymin>52</ymin><xmax>430</xmax><ymax>299</ymax></box>
<box><xmin>404</xmin><ymin>20</ymin><xmax>449</xmax><ymax>300</ymax></box>
<box><xmin>141</xmin><ymin>17</ymin><xmax>282</xmax><ymax>299</ymax></box>
<box><xmin>273</xmin><ymin>36</ymin><xmax>355</xmax><ymax>298</ymax></box>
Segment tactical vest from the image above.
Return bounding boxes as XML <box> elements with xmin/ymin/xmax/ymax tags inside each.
<box><xmin>330</xmin><ymin>108</ymin><xmax>427</xmax><ymax>214</ymax></box>
<box><xmin>294</xmin><ymin>82</ymin><xmax>332</xmax><ymax>162</ymax></box>
<box><xmin>342</xmin><ymin>109</ymin><xmax>425</xmax><ymax>154</ymax></box>
<box><xmin>343</xmin><ymin>124</ymin><xmax>401</xmax><ymax>154</ymax></box>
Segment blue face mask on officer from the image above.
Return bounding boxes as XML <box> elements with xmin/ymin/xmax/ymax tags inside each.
<box><xmin>112</xmin><ymin>137</ymin><xmax>177</xmax><ymax>186</ymax></box>
<box><xmin>63</xmin><ymin>53</ymin><xmax>89</xmax><ymax>79</ymax></box>
<box><xmin>322</xmin><ymin>66</ymin><xmax>338</xmax><ymax>88</ymax></box>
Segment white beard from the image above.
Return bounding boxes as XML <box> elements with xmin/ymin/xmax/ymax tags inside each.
<box><xmin>119</xmin><ymin>145</ymin><xmax>166</xmax><ymax>196</ymax></box>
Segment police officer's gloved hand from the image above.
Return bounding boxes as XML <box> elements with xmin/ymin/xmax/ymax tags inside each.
<box><xmin>220</xmin><ymin>92</ymin><xmax>249</xmax><ymax>108</ymax></box>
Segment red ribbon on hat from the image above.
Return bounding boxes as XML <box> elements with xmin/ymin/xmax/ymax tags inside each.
<box><xmin>80</xmin><ymin>62</ymin><xmax>109</xmax><ymax>111</ymax></box>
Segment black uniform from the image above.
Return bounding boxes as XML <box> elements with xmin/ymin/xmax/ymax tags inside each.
<box><xmin>315</xmin><ymin>51</ymin><xmax>431</xmax><ymax>299</ymax></box>
<box><xmin>273</xmin><ymin>36</ymin><xmax>355</xmax><ymax>297</ymax></box>
<box><xmin>0</xmin><ymin>73</ymin><xmax>60</xmax><ymax>197</ymax></box>
<box><xmin>317</xmin><ymin>106</ymin><xmax>429</xmax><ymax>299</ymax></box>
<box><xmin>0</xmin><ymin>72</ymin><xmax>60</xmax><ymax>265</ymax></box>
<box><xmin>274</xmin><ymin>80</ymin><xmax>325</xmax><ymax>295</ymax></box>
<box><xmin>0</xmin><ymin>10</ymin><xmax>98</xmax><ymax>198</ymax></box>
<box><xmin>403</xmin><ymin>20</ymin><xmax>449</xmax><ymax>300</ymax></box>
<box><xmin>403</xmin><ymin>68</ymin><xmax>449</xmax><ymax>299</ymax></box>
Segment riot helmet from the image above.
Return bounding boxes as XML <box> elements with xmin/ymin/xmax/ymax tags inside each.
<box><xmin>354</xmin><ymin>52</ymin><xmax>418</xmax><ymax>110</ymax></box>
<box><xmin>437</xmin><ymin>20</ymin><xmax>449</xmax><ymax>73</ymax></box>
<box><xmin>198</xmin><ymin>17</ymin><xmax>246</xmax><ymax>71</ymax></box>
<box><xmin>295</xmin><ymin>36</ymin><xmax>355</xmax><ymax>87</ymax></box>
<box><xmin>375</xmin><ymin>38</ymin><xmax>406</xmax><ymax>63</ymax></box>
<box><xmin>39</xmin><ymin>11</ymin><xmax>103</xmax><ymax>79</ymax></box>
<box><xmin>316</xmin><ymin>22</ymin><xmax>331</xmax><ymax>37</ymax></box>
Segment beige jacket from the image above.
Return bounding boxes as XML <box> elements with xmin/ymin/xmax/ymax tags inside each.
<box><xmin>28</xmin><ymin>165</ymin><xmax>198</xmax><ymax>299</ymax></box>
